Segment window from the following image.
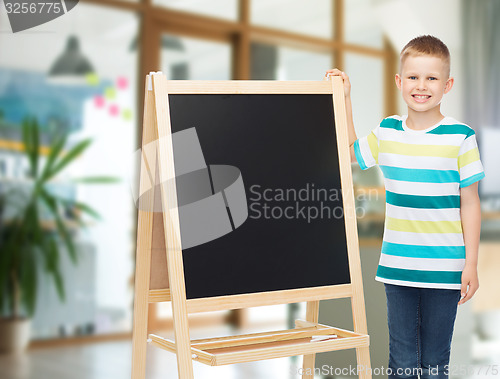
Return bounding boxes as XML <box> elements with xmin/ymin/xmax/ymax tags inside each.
<box><xmin>1</xmin><ymin>0</ymin><xmax>394</xmax><ymax>341</ymax></box>
<box><xmin>251</xmin><ymin>0</ymin><xmax>333</xmax><ymax>39</ymax></box>
<box><xmin>0</xmin><ymin>3</ymin><xmax>139</xmax><ymax>339</ymax></box>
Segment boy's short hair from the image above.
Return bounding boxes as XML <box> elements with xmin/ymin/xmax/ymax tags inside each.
<box><xmin>400</xmin><ymin>35</ymin><xmax>451</xmax><ymax>77</ymax></box>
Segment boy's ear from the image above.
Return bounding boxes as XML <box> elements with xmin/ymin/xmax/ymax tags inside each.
<box><xmin>395</xmin><ymin>74</ymin><xmax>402</xmax><ymax>90</ymax></box>
<box><xmin>444</xmin><ymin>77</ymin><xmax>454</xmax><ymax>94</ymax></box>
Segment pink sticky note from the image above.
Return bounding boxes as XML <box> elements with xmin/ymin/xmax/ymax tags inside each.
<box><xmin>117</xmin><ymin>76</ymin><xmax>128</xmax><ymax>90</ymax></box>
<box><xmin>109</xmin><ymin>104</ymin><xmax>119</xmax><ymax>117</ymax></box>
<box><xmin>94</xmin><ymin>95</ymin><xmax>105</xmax><ymax>108</ymax></box>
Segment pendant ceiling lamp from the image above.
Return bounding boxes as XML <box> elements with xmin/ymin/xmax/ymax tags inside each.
<box><xmin>48</xmin><ymin>35</ymin><xmax>95</xmax><ymax>85</ymax></box>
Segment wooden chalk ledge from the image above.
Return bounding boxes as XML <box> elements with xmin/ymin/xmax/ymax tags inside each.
<box><xmin>148</xmin><ymin>319</ymin><xmax>369</xmax><ymax>366</ymax></box>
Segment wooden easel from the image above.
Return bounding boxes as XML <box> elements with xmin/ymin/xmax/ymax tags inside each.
<box><xmin>131</xmin><ymin>73</ymin><xmax>371</xmax><ymax>379</ymax></box>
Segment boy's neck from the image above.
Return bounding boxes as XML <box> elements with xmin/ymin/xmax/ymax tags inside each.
<box><xmin>406</xmin><ymin>107</ymin><xmax>445</xmax><ymax>130</ymax></box>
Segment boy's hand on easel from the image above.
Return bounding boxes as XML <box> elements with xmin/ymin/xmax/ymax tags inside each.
<box><xmin>325</xmin><ymin>68</ymin><xmax>351</xmax><ymax>97</ymax></box>
<box><xmin>458</xmin><ymin>265</ymin><xmax>479</xmax><ymax>305</ymax></box>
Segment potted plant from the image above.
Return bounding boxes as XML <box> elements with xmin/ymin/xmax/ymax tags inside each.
<box><xmin>0</xmin><ymin>118</ymin><xmax>113</xmax><ymax>353</ymax></box>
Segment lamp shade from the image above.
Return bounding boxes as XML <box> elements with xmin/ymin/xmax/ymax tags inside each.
<box><xmin>49</xmin><ymin>36</ymin><xmax>94</xmax><ymax>77</ymax></box>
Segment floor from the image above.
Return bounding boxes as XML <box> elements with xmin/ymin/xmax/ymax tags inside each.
<box><xmin>0</xmin><ymin>325</ymin><xmax>303</xmax><ymax>379</ymax></box>
<box><xmin>1</xmin><ymin>327</ymin><xmax>499</xmax><ymax>379</ymax></box>
<box><xmin>0</xmin><ymin>340</ymin><xmax>301</xmax><ymax>379</ymax></box>
<box><xmin>468</xmin><ymin>333</ymin><xmax>500</xmax><ymax>379</ymax></box>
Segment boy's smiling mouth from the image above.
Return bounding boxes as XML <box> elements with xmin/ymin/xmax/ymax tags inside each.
<box><xmin>412</xmin><ymin>94</ymin><xmax>431</xmax><ymax>103</ymax></box>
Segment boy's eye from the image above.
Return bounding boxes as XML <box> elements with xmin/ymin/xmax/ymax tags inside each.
<box><xmin>429</xmin><ymin>77</ymin><xmax>437</xmax><ymax>80</ymax></box>
<box><xmin>409</xmin><ymin>76</ymin><xmax>417</xmax><ymax>80</ymax></box>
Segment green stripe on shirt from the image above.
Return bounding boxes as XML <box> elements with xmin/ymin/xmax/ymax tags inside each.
<box><xmin>380</xmin><ymin>117</ymin><xmax>405</xmax><ymax>131</ymax></box>
<box><xmin>379</xmin><ymin>166</ymin><xmax>460</xmax><ymax>183</ymax></box>
<box><xmin>385</xmin><ymin>191</ymin><xmax>460</xmax><ymax>209</ymax></box>
<box><xmin>381</xmin><ymin>242</ymin><xmax>466</xmax><ymax>259</ymax></box>
<box><xmin>376</xmin><ymin>265</ymin><xmax>462</xmax><ymax>284</ymax></box>
<box><xmin>428</xmin><ymin>124</ymin><xmax>474</xmax><ymax>137</ymax></box>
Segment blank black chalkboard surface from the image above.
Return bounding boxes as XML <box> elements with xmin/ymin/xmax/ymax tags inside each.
<box><xmin>170</xmin><ymin>93</ymin><xmax>350</xmax><ymax>298</ymax></box>
<box><xmin>131</xmin><ymin>74</ymin><xmax>371</xmax><ymax>379</ymax></box>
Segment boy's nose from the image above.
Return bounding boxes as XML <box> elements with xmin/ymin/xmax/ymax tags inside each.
<box><xmin>416</xmin><ymin>79</ymin><xmax>427</xmax><ymax>90</ymax></box>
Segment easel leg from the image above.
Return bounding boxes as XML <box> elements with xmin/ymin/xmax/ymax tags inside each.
<box><xmin>131</xmin><ymin>220</ymin><xmax>153</xmax><ymax>379</ymax></box>
<box><xmin>131</xmin><ymin>75</ymin><xmax>157</xmax><ymax>379</ymax></box>
<box><xmin>131</xmin><ymin>298</ymin><xmax>149</xmax><ymax>379</ymax></box>
<box><xmin>167</xmin><ymin>249</ymin><xmax>194</xmax><ymax>379</ymax></box>
<box><xmin>302</xmin><ymin>301</ymin><xmax>319</xmax><ymax>378</ymax></box>
<box><xmin>356</xmin><ymin>346</ymin><xmax>372</xmax><ymax>379</ymax></box>
<box><xmin>351</xmin><ymin>289</ymin><xmax>372</xmax><ymax>379</ymax></box>
<box><xmin>151</xmin><ymin>73</ymin><xmax>195</xmax><ymax>379</ymax></box>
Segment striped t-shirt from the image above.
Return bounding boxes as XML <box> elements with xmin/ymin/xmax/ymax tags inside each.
<box><xmin>353</xmin><ymin>115</ymin><xmax>485</xmax><ymax>290</ymax></box>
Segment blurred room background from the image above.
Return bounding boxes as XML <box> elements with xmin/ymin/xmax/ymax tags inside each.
<box><xmin>0</xmin><ymin>0</ymin><xmax>499</xmax><ymax>378</ymax></box>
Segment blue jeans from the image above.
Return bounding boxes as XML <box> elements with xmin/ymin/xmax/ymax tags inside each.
<box><xmin>384</xmin><ymin>283</ymin><xmax>461</xmax><ymax>379</ymax></box>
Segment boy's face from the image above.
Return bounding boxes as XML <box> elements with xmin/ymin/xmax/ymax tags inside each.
<box><xmin>395</xmin><ymin>55</ymin><xmax>454</xmax><ymax>114</ymax></box>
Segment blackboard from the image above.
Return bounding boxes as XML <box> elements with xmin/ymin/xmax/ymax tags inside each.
<box><xmin>164</xmin><ymin>94</ymin><xmax>350</xmax><ymax>300</ymax></box>
<box><xmin>132</xmin><ymin>77</ymin><xmax>371</xmax><ymax>379</ymax></box>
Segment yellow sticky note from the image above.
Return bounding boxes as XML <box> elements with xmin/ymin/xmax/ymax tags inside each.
<box><xmin>122</xmin><ymin>108</ymin><xmax>132</xmax><ymax>121</ymax></box>
<box><xmin>105</xmin><ymin>87</ymin><xmax>116</xmax><ymax>100</ymax></box>
<box><xmin>85</xmin><ymin>72</ymin><xmax>99</xmax><ymax>86</ymax></box>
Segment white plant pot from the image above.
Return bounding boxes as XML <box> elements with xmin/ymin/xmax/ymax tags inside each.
<box><xmin>0</xmin><ymin>318</ymin><xmax>32</xmax><ymax>354</ymax></box>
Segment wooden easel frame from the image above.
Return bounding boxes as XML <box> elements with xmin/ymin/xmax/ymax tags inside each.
<box><xmin>131</xmin><ymin>73</ymin><xmax>371</xmax><ymax>379</ymax></box>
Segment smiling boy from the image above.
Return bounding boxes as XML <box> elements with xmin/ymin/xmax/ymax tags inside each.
<box><xmin>326</xmin><ymin>35</ymin><xmax>485</xmax><ymax>379</ymax></box>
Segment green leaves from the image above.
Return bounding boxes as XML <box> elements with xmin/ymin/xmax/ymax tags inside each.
<box><xmin>19</xmin><ymin>246</ymin><xmax>38</xmax><ymax>317</ymax></box>
<box><xmin>72</xmin><ymin>176</ymin><xmax>120</xmax><ymax>184</ymax></box>
<box><xmin>60</xmin><ymin>198</ymin><xmax>101</xmax><ymax>220</ymax></box>
<box><xmin>44</xmin><ymin>139</ymin><xmax>93</xmax><ymax>183</ymax></box>
<box><xmin>22</xmin><ymin>118</ymin><xmax>39</xmax><ymax>179</ymax></box>
<box><xmin>44</xmin><ymin>239</ymin><xmax>64</xmax><ymax>302</ymax></box>
<box><xmin>40</xmin><ymin>133</ymin><xmax>66</xmax><ymax>184</ymax></box>
<box><xmin>1</xmin><ymin>117</ymin><xmax>115</xmax><ymax>319</ymax></box>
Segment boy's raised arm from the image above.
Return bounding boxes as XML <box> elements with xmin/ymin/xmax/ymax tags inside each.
<box><xmin>325</xmin><ymin>69</ymin><xmax>357</xmax><ymax>163</ymax></box>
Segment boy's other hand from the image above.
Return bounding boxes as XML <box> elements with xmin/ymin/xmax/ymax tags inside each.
<box><xmin>325</xmin><ymin>68</ymin><xmax>351</xmax><ymax>97</ymax></box>
<box><xmin>458</xmin><ymin>265</ymin><xmax>479</xmax><ymax>305</ymax></box>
